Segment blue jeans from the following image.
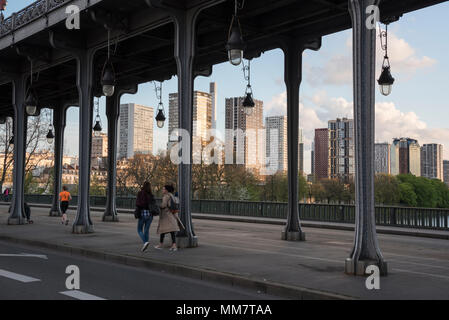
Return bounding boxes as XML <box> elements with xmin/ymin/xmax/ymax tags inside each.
<box><xmin>137</xmin><ymin>216</ymin><xmax>153</xmax><ymax>243</ymax></box>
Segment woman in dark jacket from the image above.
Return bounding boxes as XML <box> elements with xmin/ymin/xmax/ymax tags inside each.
<box><xmin>136</xmin><ymin>181</ymin><xmax>155</xmax><ymax>252</ymax></box>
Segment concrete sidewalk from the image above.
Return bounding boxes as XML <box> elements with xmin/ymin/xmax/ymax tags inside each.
<box><xmin>1</xmin><ymin>206</ymin><xmax>449</xmax><ymax>300</ymax></box>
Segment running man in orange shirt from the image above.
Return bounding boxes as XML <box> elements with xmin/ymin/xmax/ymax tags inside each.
<box><xmin>59</xmin><ymin>186</ymin><xmax>72</xmax><ymax>225</ymax></box>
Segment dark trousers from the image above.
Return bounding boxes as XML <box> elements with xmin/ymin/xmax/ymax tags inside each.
<box><xmin>160</xmin><ymin>232</ymin><xmax>176</xmax><ymax>244</ymax></box>
<box><xmin>61</xmin><ymin>201</ymin><xmax>69</xmax><ymax>214</ymax></box>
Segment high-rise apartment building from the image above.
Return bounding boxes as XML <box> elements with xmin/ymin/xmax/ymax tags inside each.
<box><xmin>118</xmin><ymin>103</ymin><xmax>154</xmax><ymax>159</ymax></box>
<box><xmin>266</xmin><ymin>116</ymin><xmax>287</xmax><ymax>173</ymax></box>
<box><xmin>210</xmin><ymin>82</ymin><xmax>217</xmax><ymax>129</ymax></box>
<box><xmin>168</xmin><ymin>82</ymin><xmax>215</xmax><ymax>147</ymax></box>
<box><xmin>92</xmin><ymin>133</ymin><xmax>108</xmax><ymax>158</ymax></box>
<box><xmin>391</xmin><ymin>138</ymin><xmax>421</xmax><ymax>176</ymax></box>
<box><xmin>328</xmin><ymin>118</ymin><xmax>354</xmax><ymax>181</ymax></box>
<box><xmin>443</xmin><ymin>160</ymin><xmax>449</xmax><ymax>186</ymax></box>
<box><xmin>225</xmin><ymin>96</ymin><xmax>265</xmax><ymax>171</ymax></box>
<box><xmin>314</xmin><ymin>128</ymin><xmax>329</xmax><ymax>180</ymax></box>
<box><xmin>299</xmin><ymin>128</ymin><xmax>304</xmax><ymax>174</ymax></box>
<box><xmin>421</xmin><ymin>144</ymin><xmax>443</xmax><ymax>180</ymax></box>
<box><xmin>375</xmin><ymin>143</ymin><xmax>391</xmax><ymax>174</ymax></box>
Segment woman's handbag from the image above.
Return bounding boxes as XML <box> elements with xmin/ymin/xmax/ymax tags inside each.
<box><xmin>149</xmin><ymin>203</ymin><xmax>160</xmax><ymax>216</ymax></box>
<box><xmin>134</xmin><ymin>207</ymin><xmax>141</xmax><ymax>219</ymax></box>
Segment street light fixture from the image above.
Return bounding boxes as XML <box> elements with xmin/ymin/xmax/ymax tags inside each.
<box><xmin>101</xmin><ymin>30</ymin><xmax>115</xmax><ymax>97</ymax></box>
<box><xmin>46</xmin><ymin>110</ymin><xmax>54</xmax><ymax>144</ymax></box>
<box><xmin>93</xmin><ymin>98</ymin><xmax>102</xmax><ymax>137</ymax></box>
<box><xmin>25</xmin><ymin>60</ymin><xmax>38</xmax><ymax>116</ymax></box>
<box><xmin>226</xmin><ymin>0</ymin><xmax>246</xmax><ymax>66</ymax></box>
<box><xmin>378</xmin><ymin>23</ymin><xmax>395</xmax><ymax>96</ymax></box>
<box><xmin>153</xmin><ymin>82</ymin><xmax>166</xmax><ymax>128</ymax></box>
<box><xmin>242</xmin><ymin>59</ymin><xmax>255</xmax><ymax>116</ymax></box>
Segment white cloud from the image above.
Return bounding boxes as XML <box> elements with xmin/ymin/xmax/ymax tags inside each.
<box><xmin>306</xmin><ymin>30</ymin><xmax>437</xmax><ymax>87</ymax></box>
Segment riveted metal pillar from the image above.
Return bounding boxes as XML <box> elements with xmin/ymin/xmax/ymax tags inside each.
<box><xmin>103</xmin><ymin>85</ymin><xmax>137</xmax><ymax>222</ymax></box>
<box><xmin>345</xmin><ymin>0</ymin><xmax>387</xmax><ymax>276</ymax></box>
<box><xmin>173</xmin><ymin>11</ymin><xmax>199</xmax><ymax>248</ymax></box>
<box><xmin>50</xmin><ymin>105</ymin><xmax>68</xmax><ymax>217</ymax></box>
<box><xmin>281</xmin><ymin>38</ymin><xmax>321</xmax><ymax>241</ymax></box>
<box><xmin>73</xmin><ymin>50</ymin><xmax>95</xmax><ymax>234</ymax></box>
<box><xmin>8</xmin><ymin>75</ymin><xmax>27</xmax><ymax>225</ymax></box>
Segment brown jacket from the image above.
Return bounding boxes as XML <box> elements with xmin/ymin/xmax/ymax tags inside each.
<box><xmin>157</xmin><ymin>193</ymin><xmax>180</xmax><ymax>234</ymax></box>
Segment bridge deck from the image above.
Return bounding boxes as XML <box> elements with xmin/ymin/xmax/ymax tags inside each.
<box><xmin>1</xmin><ymin>206</ymin><xmax>448</xmax><ymax>299</ymax></box>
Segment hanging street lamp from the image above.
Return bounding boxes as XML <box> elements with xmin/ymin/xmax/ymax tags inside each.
<box><xmin>93</xmin><ymin>98</ymin><xmax>102</xmax><ymax>137</ymax></box>
<box><xmin>226</xmin><ymin>0</ymin><xmax>246</xmax><ymax>66</ymax></box>
<box><xmin>101</xmin><ymin>30</ymin><xmax>115</xmax><ymax>97</ymax></box>
<box><xmin>378</xmin><ymin>23</ymin><xmax>395</xmax><ymax>96</ymax></box>
<box><xmin>46</xmin><ymin>128</ymin><xmax>55</xmax><ymax>145</ymax></box>
<box><xmin>154</xmin><ymin>81</ymin><xmax>166</xmax><ymax>128</ymax></box>
<box><xmin>46</xmin><ymin>110</ymin><xmax>54</xmax><ymax>144</ymax></box>
<box><xmin>25</xmin><ymin>60</ymin><xmax>38</xmax><ymax>116</ymax></box>
<box><xmin>242</xmin><ymin>59</ymin><xmax>255</xmax><ymax>116</ymax></box>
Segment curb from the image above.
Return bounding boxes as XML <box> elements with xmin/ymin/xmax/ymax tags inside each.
<box><xmin>0</xmin><ymin>234</ymin><xmax>354</xmax><ymax>300</ymax></box>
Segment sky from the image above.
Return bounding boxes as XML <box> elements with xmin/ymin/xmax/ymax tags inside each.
<box><xmin>5</xmin><ymin>1</ymin><xmax>449</xmax><ymax>174</ymax></box>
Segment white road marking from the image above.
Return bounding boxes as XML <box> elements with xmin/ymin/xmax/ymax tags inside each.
<box><xmin>0</xmin><ymin>269</ymin><xmax>41</xmax><ymax>283</ymax></box>
<box><xmin>60</xmin><ymin>290</ymin><xmax>106</xmax><ymax>300</ymax></box>
<box><xmin>0</xmin><ymin>253</ymin><xmax>48</xmax><ymax>260</ymax></box>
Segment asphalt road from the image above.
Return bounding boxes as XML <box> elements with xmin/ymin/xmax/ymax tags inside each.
<box><xmin>0</xmin><ymin>241</ymin><xmax>280</xmax><ymax>300</ymax></box>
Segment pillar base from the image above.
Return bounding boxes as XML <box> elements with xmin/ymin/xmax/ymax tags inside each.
<box><xmin>49</xmin><ymin>210</ymin><xmax>62</xmax><ymax>217</ymax></box>
<box><xmin>281</xmin><ymin>231</ymin><xmax>306</xmax><ymax>241</ymax></box>
<box><xmin>176</xmin><ymin>235</ymin><xmax>198</xmax><ymax>248</ymax></box>
<box><xmin>72</xmin><ymin>224</ymin><xmax>94</xmax><ymax>234</ymax></box>
<box><xmin>7</xmin><ymin>218</ymin><xmax>25</xmax><ymax>225</ymax></box>
<box><xmin>102</xmin><ymin>214</ymin><xmax>119</xmax><ymax>222</ymax></box>
<box><xmin>345</xmin><ymin>258</ymin><xmax>388</xmax><ymax>276</ymax></box>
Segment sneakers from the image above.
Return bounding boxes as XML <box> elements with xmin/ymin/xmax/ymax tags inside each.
<box><xmin>154</xmin><ymin>245</ymin><xmax>163</xmax><ymax>250</ymax></box>
<box><xmin>169</xmin><ymin>247</ymin><xmax>178</xmax><ymax>252</ymax></box>
<box><xmin>141</xmin><ymin>242</ymin><xmax>150</xmax><ymax>252</ymax></box>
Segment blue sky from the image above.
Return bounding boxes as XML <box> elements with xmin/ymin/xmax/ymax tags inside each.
<box><xmin>6</xmin><ymin>1</ymin><xmax>449</xmax><ymax>173</ymax></box>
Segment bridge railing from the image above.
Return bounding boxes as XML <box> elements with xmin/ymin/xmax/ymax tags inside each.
<box><xmin>10</xmin><ymin>194</ymin><xmax>449</xmax><ymax>231</ymax></box>
<box><xmin>0</xmin><ymin>0</ymin><xmax>72</xmax><ymax>37</ymax></box>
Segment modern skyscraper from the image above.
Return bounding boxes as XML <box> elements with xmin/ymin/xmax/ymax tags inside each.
<box><xmin>391</xmin><ymin>138</ymin><xmax>421</xmax><ymax>176</ymax></box>
<box><xmin>421</xmin><ymin>144</ymin><xmax>443</xmax><ymax>180</ymax></box>
<box><xmin>210</xmin><ymin>82</ymin><xmax>217</xmax><ymax>129</ymax></box>
<box><xmin>375</xmin><ymin>143</ymin><xmax>391</xmax><ymax>174</ymax></box>
<box><xmin>328</xmin><ymin>118</ymin><xmax>354</xmax><ymax>181</ymax></box>
<box><xmin>92</xmin><ymin>133</ymin><xmax>108</xmax><ymax>158</ymax></box>
<box><xmin>168</xmin><ymin>83</ymin><xmax>215</xmax><ymax>147</ymax></box>
<box><xmin>314</xmin><ymin>128</ymin><xmax>329</xmax><ymax>180</ymax></box>
<box><xmin>266</xmin><ymin>116</ymin><xmax>287</xmax><ymax>173</ymax></box>
<box><xmin>299</xmin><ymin>128</ymin><xmax>304</xmax><ymax>174</ymax></box>
<box><xmin>443</xmin><ymin>160</ymin><xmax>449</xmax><ymax>186</ymax></box>
<box><xmin>225</xmin><ymin>96</ymin><xmax>265</xmax><ymax>171</ymax></box>
<box><xmin>118</xmin><ymin>103</ymin><xmax>154</xmax><ymax>159</ymax></box>
<box><xmin>311</xmin><ymin>142</ymin><xmax>315</xmax><ymax>176</ymax></box>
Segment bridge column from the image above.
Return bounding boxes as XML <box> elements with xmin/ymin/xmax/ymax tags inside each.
<box><xmin>8</xmin><ymin>75</ymin><xmax>27</xmax><ymax>225</ymax></box>
<box><xmin>103</xmin><ymin>85</ymin><xmax>137</xmax><ymax>222</ymax></box>
<box><xmin>281</xmin><ymin>38</ymin><xmax>321</xmax><ymax>241</ymax></box>
<box><xmin>345</xmin><ymin>0</ymin><xmax>387</xmax><ymax>276</ymax></box>
<box><xmin>50</xmin><ymin>105</ymin><xmax>68</xmax><ymax>217</ymax></box>
<box><xmin>73</xmin><ymin>50</ymin><xmax>95</xmax><ymax>234</ymax></box>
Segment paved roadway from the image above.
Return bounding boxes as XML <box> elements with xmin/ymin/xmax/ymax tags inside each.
<box><xmin>0</xmin><ymin>241</ymin><xmax>280</xmax><ymax>300</ymax></box>
<box><xmin>1</xmin><ymin>206</ymin><xmax>449</xmax><ymax>299</ymax></box>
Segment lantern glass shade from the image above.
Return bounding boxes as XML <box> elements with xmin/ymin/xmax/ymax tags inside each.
<box><xmin>93</xmin><ymin>121</ymin><xmax>102</xmax><ymax>136</ymax></box>
<box><xmin>242</xmin><ymin>92</ymin><xmax>255</xmax><ymax>116</ymax></box>
<box><xmin>155</xmin><ymin>108</ymin><xmax>166</xmax><ymax>129</ymax></box>
<box><xmin>101</xmin><ymin>63</ymin><xmax>115</xmax><ymax>97</ymax></box>
<box><xmin>378</xmin><ymin>66</ymin><xmax>395</xmax><ymax>96</ymax></box>
<box><xmin>25</xmin><ymin>90</ymin><xmax>38</xmax><ymax>116</ymax></box>
<box><xmin>226</xmin><ymin>24</ymin><xmax>245</xmax><ymax>66</ymax></box>
<box><xmin>46</xmin><ymin>129</ymin><xmax>54</xmax><ymax>145</ymax></box>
